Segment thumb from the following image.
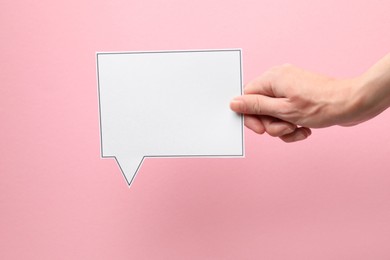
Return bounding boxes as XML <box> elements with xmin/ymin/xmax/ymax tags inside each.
<box><xmin>230</xmin><ymin>94</ymin><xmax>288</xmax><ymax>118</ymax></box>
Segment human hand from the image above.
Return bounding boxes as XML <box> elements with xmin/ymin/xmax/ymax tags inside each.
<box><xmin>230</xmin><ymin>64</ymin><xmax>359</xmax><ymax>142</ymax></box>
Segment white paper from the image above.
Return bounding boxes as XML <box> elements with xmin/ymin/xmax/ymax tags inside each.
<box><xmin>97</xmin><ymin>49</ymin><xmax>244</xmax><ymax>186</ymax></box>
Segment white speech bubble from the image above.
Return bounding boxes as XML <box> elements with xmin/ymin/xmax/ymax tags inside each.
<box><xmin>97</xmin><ymin>49</ymin><xmax>244</xmax><ymax>186</ymax></box>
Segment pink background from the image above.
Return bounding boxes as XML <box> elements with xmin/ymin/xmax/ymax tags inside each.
<box><xmin>1</xmin><ymin>0</ymin><xmax>390</xmax><ymax>259</ymax></box>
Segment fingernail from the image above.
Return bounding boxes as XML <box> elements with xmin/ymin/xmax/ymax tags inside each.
<box><xmin>303</xmin><ymin>128</ymin><xmax>312</xmax><ymax>136</ymax></box>
<box><xmin>294</xmin><ymin>130</ymin><xmax>308</xmax><ymax>141</ymax></box>
<box><xmin>230</xmin><ymin>97</ymin><xmax>244</xmax><ymax>111</ymax></box>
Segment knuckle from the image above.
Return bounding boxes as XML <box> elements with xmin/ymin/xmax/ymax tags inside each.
<box><xmin>251</xmin><ymin>98</ymin><xmax>262</xmax><ymax>114</ymax></box>
<box><xmin>278</xmin><ymin>100</ymin><xmax>293</xmax><ymax>117</ymax></box>
<box><xmin>278</xmin><ymin>102</ymin><xmax>289</xmax><ymax>115</ymax></box>
<box><xmin>268</xmin><ymin>130</ymin><xmax>280</xmax><ymax>137</ymax></box>
<box><xmin>243</xmin><ymin>81</ymin><xmax>255</xmax><ymax>94</ymax></box>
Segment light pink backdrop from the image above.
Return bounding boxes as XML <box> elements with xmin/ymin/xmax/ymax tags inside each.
<box><xmin>1</xmin><ymin>0</ymin><xmax>390</xmax><ymax>259</ymax></box>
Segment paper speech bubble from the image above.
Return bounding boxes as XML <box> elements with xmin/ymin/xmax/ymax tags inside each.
<box><xmin>97</xmin><ymin>49</ymin><xmax>244</xmax><ymax>186</ymax></box>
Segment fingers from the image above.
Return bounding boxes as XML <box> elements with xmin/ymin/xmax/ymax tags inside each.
<box><xmin>243</xmin><ymin>114</ymin><xmax>312</xmax><ymax>142</ymax></box>
<box><xmin>244</xmin><ymin>115</ymin><xmax>297</xmax><ymax>137</ymax></box>
<box><xmin>260</xmin><ymin>116</ymin><xmax>296</xmax><ymax>137</ymax></box>
<box><xmin>230</xmin><ymin>95</ymin><xmax>288</xmax><ymax>119</ymax></box>
<box><xmin>279</xmin><ymin>127</ymin><xmax>312</xmax><ymax>142</ymax></box>
<box><xmin>244</xmin><ymin>67</ymin><xmax>278</xmax><ymax>96</ymax></box>
<box><xmin>230</xmin><ymin>65</ymin><xmax>312</xmax><ymax>142</ymax></box>
<box><xmin>244</xmin><ymin>115</ymin><xmax>266</xmax><ymax>134</ymax></box>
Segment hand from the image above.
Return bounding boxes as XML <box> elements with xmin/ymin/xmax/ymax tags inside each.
<box><xmin>230</xmin><ymin>64</ymin><xmax>359</xmax><ymax>142</ymax></box>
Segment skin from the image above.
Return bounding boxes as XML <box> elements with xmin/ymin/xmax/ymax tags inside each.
<box><xmin>230</xmin><ymin>53</ymin><xmax>390</xmax><ymax>142</ymax></box>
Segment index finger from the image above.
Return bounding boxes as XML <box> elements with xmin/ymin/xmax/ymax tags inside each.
<box><xmin>244</xmin><ymin>69</ymin><xmax>277</xmax><ymax>97</ymax></box>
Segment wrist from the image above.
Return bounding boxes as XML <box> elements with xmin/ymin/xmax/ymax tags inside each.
<box><xmin>330</xmin><ymin>77</ymin><xmax>363</xmax><ymax>127</ymax></box>
<box><xmin>337</xmin><ymin>70</ymin><xmax>390</xmax><ymax>126</ymax></box>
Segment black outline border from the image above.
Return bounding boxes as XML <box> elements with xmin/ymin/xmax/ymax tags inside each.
<box><xmin>96</xmin><ymin>49</ymin><xmax>244</xmax><ymax>186</ymax></box>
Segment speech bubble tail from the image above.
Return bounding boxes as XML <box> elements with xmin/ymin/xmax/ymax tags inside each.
<box><xmin>115</xmin><ymin>155</ymin><xmax>145</xmax><ymax>186</ymax></box>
